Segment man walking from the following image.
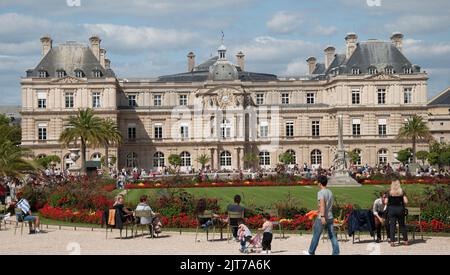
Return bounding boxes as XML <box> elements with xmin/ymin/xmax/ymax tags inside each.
<box><xmin>303</xmin><ymin>175</ymin><xmax>340</xmax><ymax>255</ymax></box>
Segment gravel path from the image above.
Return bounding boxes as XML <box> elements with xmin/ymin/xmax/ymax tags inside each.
<box><xmin>1</xmin><ymin>224</ymin><xmax>449</xmax><ymax>255</ymax></box>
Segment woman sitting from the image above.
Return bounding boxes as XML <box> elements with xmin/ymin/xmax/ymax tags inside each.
<box><xmin>195</xmin><ymin>198</ymin><xmax>219</xmax><ymax>229</ymax></box>
<box><xmin>135</xmin><ymin>195</ymin><xmax>162</xmax><ymax>234</ymax></box>
<box><xmin>113</xmin><ymin>194</ymin><xmax>134</xmax><ymax>225</ymax></box>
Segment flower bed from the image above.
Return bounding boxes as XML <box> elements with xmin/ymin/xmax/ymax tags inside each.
<box><xmin>123</xmin><ymin>180</ymin><xmax>315</xmax><ymax>189</ymax></box>
<box><xmin>39</xmin><ymin>204</ymin><xmax>103</xmax><ymax>224</ymax></box>
<box><xmin>362</xmin><ymin>178</ymin><xmax>450</xmax><ymax>185</ymax></box>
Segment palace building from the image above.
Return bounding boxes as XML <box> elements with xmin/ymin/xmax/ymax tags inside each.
<box><xmin>20</xmin><ymin>32</ymin><xmax>429</xmax><ymax>171</ymax></box>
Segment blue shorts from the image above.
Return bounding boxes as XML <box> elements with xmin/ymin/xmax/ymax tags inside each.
<box><xmin>23</xmin><ymin>215</ymin><xmax>37</xmax><ymax>222</ymax></box>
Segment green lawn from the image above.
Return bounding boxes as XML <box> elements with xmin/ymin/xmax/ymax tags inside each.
<box><xmin>122</xmin><ymin>184</ymin><xmax>435</xmax><ymax>211</ymax></box>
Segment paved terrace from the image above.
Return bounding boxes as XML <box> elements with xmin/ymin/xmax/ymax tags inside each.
<box><xmin>0</xmin><ymin>223</ymin><xmax>449</xmax><ymax>255</ymax></box>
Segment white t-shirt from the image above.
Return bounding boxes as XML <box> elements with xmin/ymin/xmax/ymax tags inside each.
<box><xmin>135</xmin><ymin>203</ymin><xmax>155</xmax><ymax>225</ymax></box>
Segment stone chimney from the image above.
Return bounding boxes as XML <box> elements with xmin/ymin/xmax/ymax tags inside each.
<box><xmin>105</xmin><ymin>59</ymin><xmax>111</xmax><ymax>70</ymax></box>
<box><xmin>306</xmin><ymin>56</ymin><xmax>317</xmax><ymax>75</ymax></box>
<box><xmin>324</xmin><ymin>46</ymin><xmax>336</xmax><ymax>69</ymax></box>
<box><xmin>345</xmin><ymin>33</ymin><xmax>358</xmax><ymax>59</ymax></box>
<box><xmin>187</xmin><ymin>52</ymin><xmax>195</xmax><ymax>72</ymax></box>
<box><xmin>40</xmin><ymin>36</ymin><xmax>52</xmax><ymax>57</ymax></box>
<box><xmin>390</xmin><ymin>32</ymin><xmax>404</xmax><ymax>52</ymax></box>
<box><xmin>89</xmin><ymin>35</ymin><xmax>101</xmax><ymax>61</ymax></box>
<box><xmin>99</xmin><ymin>48</ymin><xmax>106</xmax><ymax>68</ymax></box>
<box><xmin>236</xmin><ymin>51</ymin><xmax>245</xmax><ymax>71</ymax></box>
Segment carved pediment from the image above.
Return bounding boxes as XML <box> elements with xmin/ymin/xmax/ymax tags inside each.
<box><xmin>196</xmin><ymin>86</ymin><xmax>246</xmax><ymax>109</ymax></box>
<box><xmin>365</xmin><ymin>73</ymin><xmax>399</xmax><ymax>80</ymax></box>
<box><xmin>51</xmin><ymin>76</ymin><xmax>87</xmax><ymax>84</ymax></box>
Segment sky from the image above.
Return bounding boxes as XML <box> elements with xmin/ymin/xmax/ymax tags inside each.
<box><xmin>0</xmin><ymin>0</ymin><xmax>449</xmax><ymax>105</ymax></box>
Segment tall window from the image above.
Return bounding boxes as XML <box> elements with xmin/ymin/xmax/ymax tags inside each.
<box><xmin>180</xmin><ymin>152</ymin><xmax>191</xmax><ymax>166</ymax></box>
<box><xmin>256</xmin><ymin>93</ymin><xmax>264</xmax><ymax>105</ymax></box>
<box><xmin>281</xmin><ymin>93</ymin><xmax>290</xmax><ymax>105</ymax></box>
<box><xmin>220</xmin><ymin>151</ymin><xmax>232</xmax><ymax>167</ymax></box>
<box><xmin>378</xmin><ymin>149</ymin><xmax>388</xmax><ymax>164</ymax></box>
<box><xmin>259</xmin><ymin>151</ymin><xmax>270</xmax><ymax>166</ymax></box>
<box><xmin>153</xmin><ymin>152</ymin><xmax>164</xmax><ymax>167</ymax></box>
<box><xmin>37</xmin><ymin>92</ymin><xmax>47</xmax><ymax>109</ymax></box>
<box><xmin>179</xmin><ymin>94</ymin><xmax>188</xmax><ymax>106</ymax></box>
<box><xmin>378</xmin><ymin>118</ymin><xmax>387</xmax><ymax>136</ymax></box>
<box><xmin>352</xmin><ymin>119</ymin><xmax>361</xmax><ymax>136</ymax></box>
<box><xmin>404</xmin><ymin>88</ymin><xmax>412</xmax><ymax>104</ymax></box>
<box><xmin>126</xmin><ymin>152</ymin><xmax>138</xmax><ymax>167</ymax></box>
<box><xmin>180</xmin><ymin>125</ymin><xmax>189</xmax><ymax>139</ymax></box>
<box><xmin>377</xmin><ymin>89</ymin><xmax>386</xmax><ymax>105</ymax></box>
<box><xmin>92</xmin><ymin>92</ymin><xmax>101</xmax><ymax>108</ymax></box>
<box><xmin>154</xmin><ymin>124</ymin><xmax>163</xmax><ymax>139</ymax></box>
<box><xmin>128</xmin><ymin>94</ymin><xmax>137</xmax><ymax>107</ymax></box>
<box><xmin>154</xmin><ymin>94</ymin><xmax>162</xmax><ymax>106</ymax></box>
<box><xmin>127</xmin><ymin>124</ymin><xmax>136</xmax><ymax>140</ymax></box>
<box><xmin>311</xmin><ymin>120</ymin><xmax>320</xmax><ymax>137</ymax></box>
<box><xmin>286</xmin><ymin>121</ymin><xmax>294</xmax><ymax>137</ymax></box>
<box><xmin>220</xmin><ymin>119</ymin><xmax>231</xmax><ymax>139</ymax></box>
<box><xmin>260</xmin><ymin>121</ymin><xmax>268</xmax><ymax>138</ymax></box>
<box><xmin>38</xmin><ymin>124</ymin><xmax>47</xmax><ymax>140</ymax></box>
<box><xmin>352</xmin><ymin>90</ymin><xmax>360</xmax><ymax>105</ymax></box>
<box><xmin>65</xmin><ymin>92</ymin><xmax>74</xmax><ymax>108</ymax></box>
<box><xmin>306</xmin><ymin>93</ymin><xmax>315</xmax><ymax>104</ymax></box>
<box><xmin>353</xmin><ymin>149</ymin><xmax>362</xmax><ymax>165</ymax></box>
<box><xmin>311</xmin><ymin>149</ymin><xmax>322</xmax><ymax>165</ymax></box>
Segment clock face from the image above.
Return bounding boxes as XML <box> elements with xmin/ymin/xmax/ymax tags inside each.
<box><xmin>222</xmin><ymin>95</ymin><xmax>229</xmax><ymax>102</ymax></box>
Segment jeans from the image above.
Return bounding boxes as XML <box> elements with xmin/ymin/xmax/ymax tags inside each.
<box><xmin>308</xmin><ymin>218</ymin><xmax>340</xmax><ymax>255</ymax></box>
<box><xmin>262</xmin><ymin>232</ymin><xmax>273</xmax><ymax>251</ymax></box>
<box><xmin>388</xmin><ymin>206</ymin><xmax>408</xmax><ymax>242</ymax></box>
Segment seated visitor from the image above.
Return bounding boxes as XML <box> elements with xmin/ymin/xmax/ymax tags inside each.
<box><xmin>226</xmin><ymin>195</ymin><xmax>245</xmax><ymax>240</ymax></box>
<box><xmin>195</xmin><ymin>198</ymin><xmax>219</xmax><ymax>229</ymax></box>
<box><xmin>373</xmin><ymin>192</ymin><xmax>390</xmax><ymax>243</ymax></box>
<box><xmin>113</xmin><ymin>194</ymin><xmax>133</xmax><ymax>224</ymax></box>
<box><xmin>16</xmin><ymin>197</ymin><xmax>40</xmax><ymax>234</ymax></box>
<box><xmin>135</xmin><ymin>195</ymin><xmax>162</xmax><ymax>234</ymax></box>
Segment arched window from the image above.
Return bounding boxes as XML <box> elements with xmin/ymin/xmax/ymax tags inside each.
<box><xmin>378</xmin><ymin>149</ymin><xmax>388</xmax><ymax>164</ymax></box>
<box><xmin>92</xmin><ymin>69</ymin><xmax>102</xmax><ymax>78</ymax></box>
<box><xmin>311</xmin><ymin>149</ymin><xmax>322</xmax><ymax>166</ymax></box>
<box><xmin>75</xmin><ymin>69</ymin><xmax>84</xmax><ymax>78</ymax></box>
<box><xmin>220</xmin><ymin>151</ymin><xmax>232</xmax><ymax>167</ymax></box>
<box><xmin>91</xmin><ymin>152</ymin><xmax>101</xmax><ymax>161</ymax></box>
<box><xmin>126</xmin><ymin>152</ymin><xmax>138</xmax><ymax>168</ymax></box>
<box><xmin>56</xmin><ymin>69</ymin><xmax>66</xmax><ymax>78</ymax></box>
<box><xmin>259</xmin><ymin>151</ymin><xmax>271</xmax><ymax>166</ymax></box>
<box><xmin>285</xmin><ymin>149</ymin><xmax>296</xmax><ymax>164</ymax></box>
<box><xmin>180</xmin><ymin>151</ymin><xmax>191</xmax><ymax>167</ymax></box>
<box><xmin>153</xmin><ymin>152</ymin><xmax>165</xmax><ymax>167</ymax></box>
<box><xmin>352</xmin><ymin>149</ymin><xmax>362</xmax><ymax>165</ymax></box>
<box><xmin>385</xmin><ymin>66</ymin><xmax>394</xmax><ymax>74</ymax></box>
<box><xmin>220</xmin><ymin>119</ymin><xmax>231</xmax><ymax>139</ymax></box>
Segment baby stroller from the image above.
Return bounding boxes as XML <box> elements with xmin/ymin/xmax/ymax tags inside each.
<box><xmin>243</xmin><ymin>232</ymin><xmax>263</xmax><ymax>253</ymax></box>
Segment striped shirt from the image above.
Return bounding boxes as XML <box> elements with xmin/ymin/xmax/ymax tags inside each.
<box><xmin>17</xmin><ymin>198</ymin><xmax>31</xmax><ymax>215</ymax></box>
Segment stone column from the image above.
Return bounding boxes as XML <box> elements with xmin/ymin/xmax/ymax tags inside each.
<box><xmin>210</xmin><ymin>148</ymin><xmax>215</xmax><ymax>170</ymax></box>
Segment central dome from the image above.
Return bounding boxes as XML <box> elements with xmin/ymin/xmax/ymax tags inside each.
<box><xmin>209</xmin><ymin>60</ymin><xmax>238</xmax><ymax>81</ymax></box>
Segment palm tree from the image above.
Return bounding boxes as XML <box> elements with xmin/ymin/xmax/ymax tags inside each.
<box><xmin>397</xmin><ymin>115</ymin><xmax>433</xmax><ymax>163</ymax></box>
<box><xmin>0</xmin><ymin>138</ymin><xmax>37</xmax><ymax>177</ymax></box>
<box><xmin>59</xmin><ymin>108</ymin><xmax>105</xmax><ymax>175</ymax></box>
<box><xmin>100</xmin><ymin>118</ymin><xmax>122</xmax><ymax>169</ymax></box>
<box><xmin>196</xmin><ymin>153</ymin><xmax>211</xmax><ymax>170</ymax></box>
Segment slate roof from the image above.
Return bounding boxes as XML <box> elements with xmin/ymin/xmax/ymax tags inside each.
<box><xmin>429</xmin><ymin>88</ymin><xmax>450</xmax><ymax>106</ymax></box>
<box><xmin>26</xmin><ymin>41</ymin><xmax>115</xmax><ymax>78</ymax></box>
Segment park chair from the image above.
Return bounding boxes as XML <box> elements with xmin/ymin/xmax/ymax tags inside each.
<box><xmin>0</xmin><ymin>204</ymin><xmax>6</xmax><ymax>215</ymax></box>
<box><xmin>265</xmin><ymin>209</ymin><xmax>285</xmax><ymax>239</ymax></box>
<box><xmin>105</xmin><ymin>208</ymin><xmax>132</xmax><ymax>239</ymax></box>
<box><xmin>400</xmin><ymin>207</ymin><xmax>423</xmax><ymax>241</ymax></box>
<box><xmin>322</xmin><ymin>209</ymin><xmax>348</xmax><ymax>242</ymax></box>
<box><xmin>227</xmin><ymin>211</ymin><xmax>244</xmax><ymax>243</ymax></box>
<box><xmin>133</xmin><ymin>210</ymin><xmax>155</xmax><ymax>239</ymax></box>
<box><xmin>195</xmin><ymin>210</ymin><xmax>216</xmax><ymax>243</ymax></box>
<box><xmin>14</xmin><ymin>208</ymin><xmax>31</xmax><ymax>235</ymax></box>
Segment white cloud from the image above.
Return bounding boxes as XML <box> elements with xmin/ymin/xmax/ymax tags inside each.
<box><xmin>281</xmin><ymin>59</ymin><xmax>308</xmax><ymax>76</ymax></box>
<box><xmin>404</xmin><ymin>39</ymin><xmax>450</xmax><ymax>57</ymax></box>
<box><xmin>266</xmin><ymin>11</ymin><xmax>304</xmax><ymax>34</ymax></box>
<box><xmin>385</xmin><ymin>15</ymin><xmax>450</xmax><ymax>35</ymax></box>
<box><xmin>314</xmin><ymin>25</ymin><xmax>338</xmax><ymax>36</ymax></box>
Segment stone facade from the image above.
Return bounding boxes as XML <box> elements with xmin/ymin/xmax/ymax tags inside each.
<box><xmin>428</xmin><ymin>88</ymin><xmax>450</xmax><ymax>144</ymax></box>
<box><xmin>20</xmin><ymin>33</ymin><xmax>430</xmax><ymax>171</ymax></box>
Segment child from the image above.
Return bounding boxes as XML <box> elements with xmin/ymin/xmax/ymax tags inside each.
<box><xmin>238</xmin><ymin>223</ymin><xmax>252</xmax><ymax>253</ymax></box>
<box><xmin>259</xmin><ymin>214</ymin><xmax>273</xmax><ymax>254</ymax></box>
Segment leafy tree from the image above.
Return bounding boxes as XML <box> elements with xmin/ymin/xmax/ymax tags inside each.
<box><xmin>397</xmin><ymin>115</ymin><xmax>432</xmax><ymax>163</ymax></box>
<box><xmin>168</xmin><ymin>154</ymin><xmax>182</xmax><ymax>173</ymax></box>
<box><xmin>427</xmin><ymin>142</ymin><xmax>450</xmax><ymax>168</ymax></box>
<box><xmin>416</xmin><ymin>151</ymin><xmax>429</xmax><ymax>165</ymax></box>
<box><xmin>244</xmin><ymin>153</ymin><xmax>258</xmax><ymax>169</ymax></box>
<box><xmin>347</xmin><ymin>150</ymin><xmax>361</xmax><ymax>165</ymax></box>
<box><xmin>99</xmin><ymin>118</ymin><xmax>122</xmax><ymax>169</ymax></box>
<box><xmin>35</xmin><ymin>155</ymin><xmax>61</xmax><ymax>169</ymax></box>
<box><xmin>396</xmin><ymin>148</ymin><xmax>412</xmax><ymax>165</ymax></box>
<box><xmin>279</xmin><ymin>152</ymin><xmax>295</xmax><ymax>166</ymax></box>
<box><xmin>59</xmin><ymin>108</ymin><xmax>104</xmax><ymax>174</ymax></box>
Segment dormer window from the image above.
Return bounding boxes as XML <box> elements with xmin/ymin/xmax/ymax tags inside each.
<box><xmin>75</xmin><ymin>70</ymin><xmax>84</xmax><ymax>78</ymax></box>
<box><xmin>385</xmin><ymin>66</ymin><xmax>394</xmax><ymax>74</ymax></box>
<box><xmin>351</xmin><ymin>67</ymin><xmax>360</xmax><ymax>75</ymax></box>
<box><xmin>403</xmin><ymin>67</ymin><xmax>412</xmax><ymax>74</ymax></box>
<box><xmin>38</xmin><ymin>70</ymin><xmax>48</xmax><ymax>78</ymax></box>
<box><xmin>368</xmin><ymin>66</ymin><xmax>378</xmax><ymax>74</ymax></box>
<box><xmin>56</xmin><ymin>70</ymin><xmax>66</xmax><ymax>78</ymax></box>
<box><xmin>92</xmin><ymin>70</ymin><xmax>102</xmax><ymax>78</ymax></box>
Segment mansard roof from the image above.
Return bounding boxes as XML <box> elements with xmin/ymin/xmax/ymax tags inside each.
<box><xmin>429</xmin><ymin>87</ymin><xmax>450</xmax><ymax>106</ymax></box>
<box><xmin>27</xmin><ymin>42</ymin><xmax>115</xmax><ymax>78</ymax></box>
